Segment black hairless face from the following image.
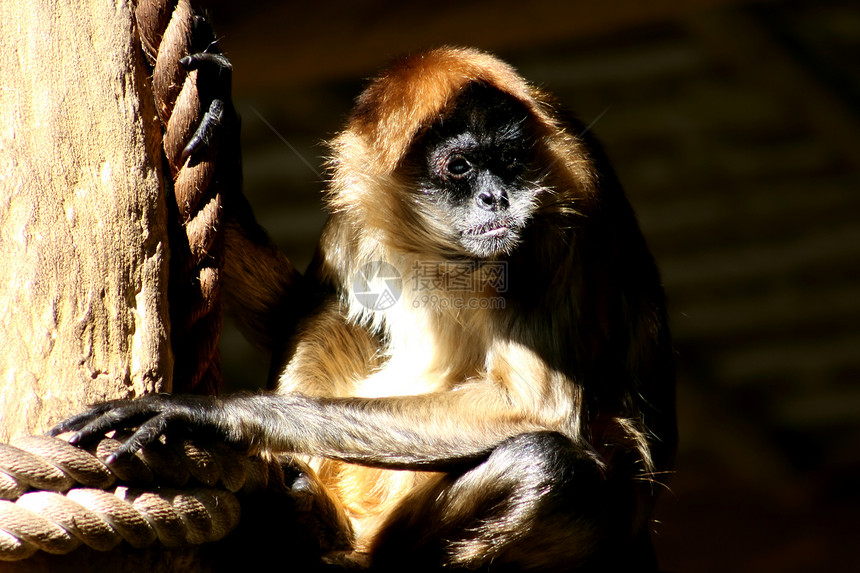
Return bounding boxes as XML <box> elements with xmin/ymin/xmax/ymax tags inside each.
<box><xmin>409</xmin><ymin>84</ymin><xmax>543</xmax><ymax>258</ymax></box>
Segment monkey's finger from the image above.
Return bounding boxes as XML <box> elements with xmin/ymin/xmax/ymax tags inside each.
<box><xmin>182</xmin><ymin>98</ymin><xmax>225</xmax><ymax>160</ymax></box>
<box><xmin>48</xmin><ymin>412</ymin><xmax>98</xmax><ymax>436</ymax></box>
<box><xmin>105</xmin><ymin>415</ymin><xmax>169</xmax><ymax>464</ymax></box>
<box><xmin>68</xmin><ymin>404</ymin><xmax>157</xmax><ymax>446</ymax></box>
<box><xmin>47</xmin><ymin>401</ymin><xmax>125</xmax><ymax>436</ymax></box>
<box><xmin>179</xmin><ymin>52</ymin><xmax>232</xmax><ymax>74</ymax></box>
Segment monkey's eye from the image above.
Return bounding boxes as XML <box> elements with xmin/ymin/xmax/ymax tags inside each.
<box><xmin>446</xmin><ymin>155</ymin><xmax>472</xmax><ymax>178</ymax></box>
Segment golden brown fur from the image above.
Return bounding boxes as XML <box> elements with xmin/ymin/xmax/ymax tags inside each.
<box><xmin>60</xmin><ymin>46</ymin><xmax>675</xmax><ymax>571</ymax></box>
<box><xmin>274</xmin><ymin>46</ymin><xmax>676</xmax><ymax>565</ymax></box>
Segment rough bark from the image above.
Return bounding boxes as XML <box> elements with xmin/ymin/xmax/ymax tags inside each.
<box><xmin>0</xmin><ymin>0</ymin><xmax>173</xmax><ymax>441</ymax></box>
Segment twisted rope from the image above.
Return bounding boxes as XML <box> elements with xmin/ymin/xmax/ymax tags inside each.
<box><xmin>0</xmin><ymin>435</ymin><xmax>286</xmax><ymax>561</ymax></box>
<box><xmin>136</xmin><ymin>0</ymin><xmax>228</xmax><ymax>394</ymax></box>
<box><xmin>0</xmin><ymin>0</ymin><xmax>277</xmax><ymax>562</ymax></box>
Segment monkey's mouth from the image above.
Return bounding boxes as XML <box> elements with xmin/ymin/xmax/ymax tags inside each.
<box><xmin>477</xmin><ymin>225</ymin><xmax>510</xmax><ymax>238</ymax></box>
<box><xmin>459</xmin><ymin>219</ymin><xmax>523</xmax><ymax>258</ymax></box>
<box><xmin>466</xmin><ymin>220</ymin><xmax>516</xmax><ymax>238</ymax></box>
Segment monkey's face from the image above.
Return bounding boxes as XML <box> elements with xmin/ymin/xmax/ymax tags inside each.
<box><xmin>408</xmin><ymin>84</ymin><xmax>544</xmax><ymax>259</ymax></box>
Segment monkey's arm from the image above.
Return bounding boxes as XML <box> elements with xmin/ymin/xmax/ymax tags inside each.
<box><xmin>52</xmin><ymin>299</ymin><xmax>589</xmax><ymax>472</ymax></box>
<box><xmin>222</xmin><ymin>203</ymin><xmax>304</xmax><ymax>354</ymax></box>
<box><xmin>52</xmin><ymin>385</ymin><xmax>552</xmax><ymax>472</ymax></box>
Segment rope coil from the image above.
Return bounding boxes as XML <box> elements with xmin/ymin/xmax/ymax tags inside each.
<box><xmin>135</xmin><ymin>0</ymin><xmax>229</xmax><ymax>395</ymax></box>
<box><xmin>0</xmin><ymin>0</ymin><xmax>265</xmax><ymax>562</ymax></box>
<box><xmin>0</xmin><ymin>434</ymin><xmax>277</xmax><ymax>561</ymax></box>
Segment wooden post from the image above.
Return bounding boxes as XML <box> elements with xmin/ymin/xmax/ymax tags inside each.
<box><xmin>0</xmin><ymin>0</ymin><xmax>173</xmax><ymax>441</ymax></box>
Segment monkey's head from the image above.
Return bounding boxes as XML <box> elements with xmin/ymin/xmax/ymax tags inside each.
<box><xmin>403</xmin><ymin>83</ymin><xmax>548</xmax><ymax>258</ymax></box>
<box><xmin>326</xmin><ymin>47</ymin><xmax>596</xmax><ymax>263</ymax></box>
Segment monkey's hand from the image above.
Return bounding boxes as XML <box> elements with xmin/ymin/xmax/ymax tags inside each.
<box><xmin>49</xmin><ymin>394</ymin><xmax>234</xmax><ymax>464</ymax></box>
<box><xmin>180</xmin><ymin>49</ymin><xmax>235</xmax><ymax>161</ymax></box>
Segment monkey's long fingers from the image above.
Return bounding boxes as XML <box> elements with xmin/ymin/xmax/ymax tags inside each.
<box><xmin>47</xmin><ymin>400</ymin><xmax>127</xmax><ymax>436</ymax></box>
<box><xmin>179</xmin><ymin>50</ymin><xmax>233</xmax><ymax>161</ymax></box>
<box><xmin>181</xmin><ymin>98</ymin><xmax>225</xmax><ymax>160</ymax></box>
<box><xmin>103</xmin><ymin>415</ymin><xmax>170</xmax><ymax>464</ymax></box>
<box><xmin>48</xmin><ymin>412</ymin><xmax>98</xmax><ymax>436</ymax></box>
<box><xmin>65</xmin><ymin>403</ymin><xmax>160</xmax><ymax>447</ymax></box>
<box><xmin>179</xmin><ymin>52</ymin><xmax>232</xmax><ymax>75</ymax></box>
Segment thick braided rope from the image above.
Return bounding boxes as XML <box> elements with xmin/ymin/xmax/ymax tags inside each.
<box><xmin>0</xmin><ymin>435</ymin><xmax>282</xmax><ymax>561</ymax></box>
<box><xmin>0</xmin><ymin>0</ymin><xmax>260</xmax><ymax>561</ymax></box>
<box><xmin>136</xmin><ymin>0</ymin><xmax>225</xmax><ymax>394</ymax></box>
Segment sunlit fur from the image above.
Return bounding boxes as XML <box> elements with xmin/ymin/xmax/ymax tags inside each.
<box><xmin>55</xmin><ymin>46</ymin><xmax>675</xmax><ymax>570</ymax></box>
<box><xmin>272</xmin><ymin>46</ymin><xmax>676</xmax><ymax>565</ymax></box>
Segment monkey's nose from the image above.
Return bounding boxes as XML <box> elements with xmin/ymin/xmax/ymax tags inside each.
<box><xmin>476</xmin><ymin>189</ymin><xmax>509</xmax><ymax>211</ymax></box>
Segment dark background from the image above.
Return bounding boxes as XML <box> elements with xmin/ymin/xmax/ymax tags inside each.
<box><xmin>201</xmin><ymin>1</ymin><xmax>860</xmax><ymax>570</ymax></box>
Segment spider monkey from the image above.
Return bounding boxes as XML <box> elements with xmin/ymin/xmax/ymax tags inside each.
<box><xmin>54</xmin><ymin>47</ymin><xmax>676</xmax><ymax>571</ymax></box>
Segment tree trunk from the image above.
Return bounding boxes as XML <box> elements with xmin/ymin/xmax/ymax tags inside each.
<box><xmin>0</xmin><ymin>0</ymin><xmax>173</xmax><ymax>441</ymax></box>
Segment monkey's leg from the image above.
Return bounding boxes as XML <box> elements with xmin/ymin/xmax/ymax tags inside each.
<box><xmin>204</xmin><ymin>454</ymin><xmax>358</xmax><ymax>571</ymax></box>
<box><xmin>370</xmin><ymin>432</ymin><xmax>649</xmax><ymax>572</ymax></box>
